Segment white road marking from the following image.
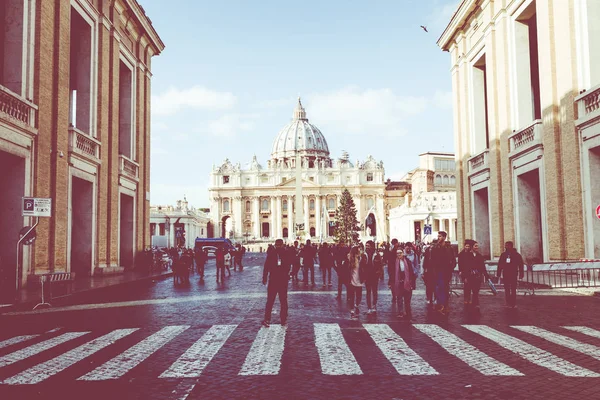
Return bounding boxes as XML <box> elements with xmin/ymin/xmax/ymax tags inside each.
<box><xmin>512</xmin><ymin>325</ymin><xmax>600</xmax><ymax>361</ymax></box>
<box><xmin>463</xmin><ymin>325</ymin><xmax>600</xmax><ymax>377</ymax></box>
<box><xmin>314</xmin><ymin>323</ymin><xmax>362</xmax><ymax>375</ymax></box>
<box><xmin>562</xmin><ymin>326</ymin><xmax>600</xmax><ymax>340</ymax></box>
<box><xmin>0</xmin><ymin>335</ymin><xmax>39</xmax><ymax>350</ymax></box>
<box><xmin>159</xmin><ymin>325</ymin><xmax>237</xmax><ymax>378</ymax></box>
<box><xmin>78</xmin><ymin>326</ymin><xmax>189</xmax><ymax>381</ymax></box>
<box><xmin>239</xmin><ymin>325</ymin><xmax>287</xmax><ymax>376</ymax></box>
<box><xmin>414</xmin><ymin>324</ymin><xmax>522</xmax><ymax>376</ymax></box>
<box><xmin>2</xmin><ymin>329</ymin><xmax>138</xmax><ymax>385</ymax></box>
<box><xmin>0</xmin><ymin>332</ymin><xmax>89</xmax><ymax>368</ymax></box>
<box><xmin>364</xmin><ymin>324</ymin><xmax>438</xmax><ymax>375</ymax></box>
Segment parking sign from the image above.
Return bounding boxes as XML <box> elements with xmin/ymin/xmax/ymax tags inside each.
<box><xmin>22</xmin><ymin>197</ymin><xmax>52</xmax><ymax>217</ymax></box>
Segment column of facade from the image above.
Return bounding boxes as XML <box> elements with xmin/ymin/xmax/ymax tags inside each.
<box><xmin>253</xmin><ymin>197</ymin><xmax>260</xmax><ymax>238</ymax></box>
<box><xmin>303</xmin><ymin>195</ymin><xmax>309</xmax><ymax>236</ymax></box>
<box><xmin>315</xmin><ymin>195</ymin><xmax>322</xmax><ymax>239</ymax></box>
<box><xmin>270</xmin><ymin>197</ymin><xmax>277</xmax><ymax>238</ymax></box>
<box><xmin>440</xmin><ymin>218</ymin><xmax>446</xmax><ymax>234</ymax></box>
<box><xmin>168</xmin><ymin>222</ymin><xmax>175</xmax><ymax>247</ymax></box>
<box><xmin>234</xmin><ymin>196</ymin><xmax>243</xmax><ymax>239</ymax></box>
<box><xmin>449</xmin><ymin>218</ymin><xmax>456</xmax><ymax>241</ymax></box>
<box><xmin>287</xmin><ymin>196</ymin><xmax>294</xmax><ymax>239</ymax></box>
<box><xmin>275</xmin><ymin>195</ymin><xmax>282</xmax><ymax>239</ymax></box>
<box><xmin>376</xmin><ymin>194</ymin><xmax>385</xmax><ymax>241</ymax></box>
<box><xmin>354</xmin><ymin>195</ymin><xmax>362</xmax><ymax>231</ymax></box>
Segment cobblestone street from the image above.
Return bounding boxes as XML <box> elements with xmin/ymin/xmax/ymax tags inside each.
<box><xmin>1</xmin><ymin>253</ymin><xmax>600</xmax><ymax>400</ymax></box>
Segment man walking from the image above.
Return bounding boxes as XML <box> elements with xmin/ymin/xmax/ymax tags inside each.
<box><xmin>262</xmin><ymin>239</ymin><xmax>291</xmax><ymax>327</ymax></box>
<box><xmin>497</xmin><ymin>241</ymin><xmax>524</xmax><ymax>309</ymax></box>
<box><xmin>301</xmin><ymin>239</ymin><xmax>317</xmax><ymax>286</ymax></box>
<box><xmin>430</xmin><ymin>231</ymin><xmax>456</xmax><ymax>314</ymax></box>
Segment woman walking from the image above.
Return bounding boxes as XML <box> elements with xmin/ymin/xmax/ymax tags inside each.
<box><xmin>348</xmin><ymin>246</ymin><xmax>364</xmax><ymax>319</ymax></box>
<box><xmin>363</xmin><ymin>240</ymin><xmax>384</xmax><ymax>315</ymax></box>
<box><xmin>391</xmin><ymin>247</ymin><xmax>416</xmax><ymax>320</ymax></box>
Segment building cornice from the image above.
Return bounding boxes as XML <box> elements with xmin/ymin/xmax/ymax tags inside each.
<box><xmin>437</xmin><ymin>0</ymin><xmax>482</xmax><ymax>51</ymax></box>
<box><xmin>120</xmin><ymin>0</ymin><xmax>165</xmax><ymax>55</ymax></box>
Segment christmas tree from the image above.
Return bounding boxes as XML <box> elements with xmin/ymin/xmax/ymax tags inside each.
<box><xmin>333</xmin><ymin>188</ymin><xmax>361</xmax><ymax>245</ymax></box>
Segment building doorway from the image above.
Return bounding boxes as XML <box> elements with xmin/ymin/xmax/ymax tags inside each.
<box><xmin>70</xmin><ymin>177</ymin><xmax>93</xmax><ymax>277</ymax></box>
<box><xmin>517</xmin><ymin>169</ymin><xmax>544</xmax><ymax>264</ymax></box>
<box><xmin>119</xmin><ymin>193</ymin><xmax>135</xmax><ymax>269</ymax></box>
<box><xmin>310</xmin><ymin>227</ymin><xmax>316</xmax><ymax>237</ymax></box>
<box><xmin>365</xmin><ymin>213</ymin><xmax>376</xmax><ymax>237</ymax></box>
<box><xmin>0</xmin><ymin>150</ymin><xmax>25</xmax><ymax>301</ymax></box>
<box><xmin>221</xmin><ymin>216</ymin><xmax>232</xmax><ymax>238</ymax></box>
<box><xmin>589</xmin><ymin>147</ymin><xmax>600</xmax><ymax>258</ymax></box>
<box><xmin>283</xmin><ymin>227</ymin><xmax>288</xmax><ymax>238</ymax></box>
<box><xmin>414</xmin><ymin>221</ymin><xmax>422</xmax><ymax>242</ymax></box>
<box><xmin>262</xmin><ymin>222</ymin><xmax>270</xmax><ymax>238</ymax></box>
<box><xmin>473</xmin><ymin>187</ymin><xmax>491</xmax><ymax>259</ymax></box>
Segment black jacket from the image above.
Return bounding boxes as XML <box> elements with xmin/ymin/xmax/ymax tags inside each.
<box><xmin>263</xmin><ymin>247</ymin><xmax>290</xmax><ymax>285</ymax></box>
<box><xmin>497</xmin><ymin>249</ymin><xmax>524</xmax><ymax>280</ymax></box>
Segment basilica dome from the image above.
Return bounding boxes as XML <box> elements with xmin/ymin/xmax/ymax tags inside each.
<box><xmin>270</xmin><ymin>98</ymin><xmax>331</xmax><ymax>163</ymax></box>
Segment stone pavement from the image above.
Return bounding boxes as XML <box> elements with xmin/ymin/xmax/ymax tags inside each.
<box><xmin>0</xmin><ymin>253</ymin><xmax>599</xmax><ymax>400</ymax></box>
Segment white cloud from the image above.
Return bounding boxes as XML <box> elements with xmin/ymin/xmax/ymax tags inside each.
<box><xmin>254</xmin><ymin>97</ymin><xmax>297</xmax><ymax>110</ymax></box>
<box><xmin>205</xmin><ymin>113</ymin><xmax>261</xmax><ymax>138</ymax></box>
<box><xmin>152</xmin><ymin>86</ymin><xmax>237</xmax><ymax>116</ymax></box>
<box><xmin>150</xmin><ymin>182</ymin><xmax>210</xmax><ymax>208</ymax></box>
<box><xmin>305</xmin><ymin>86</ymin><xmax>428</xmax><ymax>138</ymax></box>
<box><xmin>433</xmin><ymin>90</ymin><xmax>453</xmax><ymax>109</ymax></box>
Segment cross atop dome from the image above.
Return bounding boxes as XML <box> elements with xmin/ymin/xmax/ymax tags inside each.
<box><xmin>293</xmin><ymin>96</ymin><xmax>307</xmax><ymax>121</ymax></box>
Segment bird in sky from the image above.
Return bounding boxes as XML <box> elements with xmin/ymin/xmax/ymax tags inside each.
<box><xmin>420</xmin><ymin>25</ymin><xmax>429</xmax><ymax>32</ymax></box>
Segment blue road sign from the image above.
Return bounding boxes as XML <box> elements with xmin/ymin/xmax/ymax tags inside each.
<box><xmin>424</xmin><ymin>224</ymin><xmax>432</xmax><ymax>235</ymax></box>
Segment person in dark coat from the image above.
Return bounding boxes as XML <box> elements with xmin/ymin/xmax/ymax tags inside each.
<box><xmin>363</xmin><ymin>240</ymin><xmax>384</xmax><ymax>314</ymax></box>
<box><xmin>463</xmin><ymin>240</ymin><xmax>490</xmax><ymax>310</ymax></box>
<box><xmin>458</xmin><ymin>239</ymin><xmax>474</xmax><ymax>305</ymax></box>
<box><xmin>262</xmin><ymin>239</ymin><xmax>291</xmax><ymax>327</ymax></box>
<box><xmin>386</xmin><ymin>239</ymin><xmax>400</xmax><ymax>303</ymax></box>
<box><xmin>497</xmin><ymin>241</ymin><xmax>524</xmax><ymax>309</ymax></box>
<box><xmin>318</xmin><ymin>243</ymin><xmax>333</xmax><ymax>287</ymax></box>
<box><xmin>300</xmin><ymin>240</ymin><xmax>317</xmax><ymax>285</ymax></box>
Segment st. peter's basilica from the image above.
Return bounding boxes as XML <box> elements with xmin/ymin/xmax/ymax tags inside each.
<box><xmin>208</xmin><ymin>98</ymin><xmax>387</xmax><ymax>243</ymax></box>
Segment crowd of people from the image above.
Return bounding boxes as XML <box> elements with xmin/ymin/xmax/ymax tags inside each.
<box><xmin>261</xmin><ymin>232</ymin><xmax>525</xmax><ymax>327</ymax></box>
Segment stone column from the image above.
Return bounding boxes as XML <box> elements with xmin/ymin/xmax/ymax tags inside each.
<box><xmin>234</xmin><ymin>196</ymin><xmax>243</xmax><ymax>239</ymax></box>
<box><xmin>303</xmin><ymin>195</ymin><xmax>309</xmax><ymax>237</ymax></box>
<box><xmin>449</xmin><ymin>218</ymin><xmax>456</xmax><ymax>241</ymax></box>
<box><xmin>275</xmin><ymin>195</ymin><xmax>282</xmax><ymax>239</ymax></box>
<box><xmin>354</xmin><ymin>195</ymin><xmax>362</xmax><ymax>231</ymax></box>
<box><xmin>376</xmin><ymin>194</ymin><xmax>385</xmax><ymax>241</ymax></box>
<box><xmin>287</xmin><ymin>196</ymin><xmax>293</xmax><ymax>240</ymax></box>
<box><xmin>315</xmin><ymin>195</ymin><xmax>322</xmax><ymax>239</ymax></box>
<box><xmin>168</xmin><ymin>221</ymin><xmax>175</xmax><ymax>247</ymax></box>
<box><xmin>271</xmin><ymin>197</ymin><xmax>276</xmax><ymax>239</ymax></box>
<box><xmin>253</xmin><ymin>197</ymin><xmax>260</xmax><ymax>238</ymax></box>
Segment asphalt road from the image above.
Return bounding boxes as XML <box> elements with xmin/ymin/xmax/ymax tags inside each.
<box><xmin>1</xmin><ymin>253</ymin><xmax>600</xmax><ymax>400</ymax></box>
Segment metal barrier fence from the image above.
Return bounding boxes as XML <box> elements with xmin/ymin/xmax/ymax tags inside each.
<box><xmin>447</xmin><ymin>261</ymin><xmax>600</xmax><ymax>294</ymax></box>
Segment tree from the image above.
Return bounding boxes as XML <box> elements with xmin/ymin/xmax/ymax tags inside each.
<box><xmin>333</xmin><ymin>189</ymin><xmax>361</xmax><ymax>245</ymax></box>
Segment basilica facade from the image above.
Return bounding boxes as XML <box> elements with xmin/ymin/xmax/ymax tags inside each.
<box><xmin>208</xmin><ymin>99</ymin><xmax>387</xmax><ymax>243</ymax></box>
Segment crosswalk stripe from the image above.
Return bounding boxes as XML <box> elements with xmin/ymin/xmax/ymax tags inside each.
<box><xmin>414</xmin><ymin>324</ymin><xmax>522</xmax><ymax>376</ymax></box>
<box><xmin>365</xmin><ymin>324</ymin><xmax>438</xmax><ymax>375</ymax></box>
<box><xmin>562</xmin><ymin>326</ymin><xmax>600</xmax><ymax>340</ymax></box>
<box><xmin>512</xmin><ymin>326</ymin><xmax>600</xmax><ymax>361</ymax></box>
<box><xmin>159</xmin><ymin>325</ymin><xmax>237</xmax><ymax>378</ymax></box>
<box><xmin>239</xmin><ymin>325</ymin><xmax>286</xmax><ymax>376</ymax></box>
<box><xmin>0</xmin><ymin>332</ymin><xmax>89</xmax><ymax>368</ymax></box>
<box><xmin>314</xmin><ymin>323</ymin><xmax>362</xmax><ymax>375</ymax></box>
<box><xmin>463</xmin><ymin>325</ymin><xmax>600</xmax><ymax>377</ymax></box>
<box><xmin>0</xmin><ymin>335</ymin><xmax>39</xmax><ymax>350</ymax></box>
<box><xmin>78</xmin><ymin>326</ymin><xmax>190</xmax><ymax>381</ymax></box>
<box><xmin>2</xmin><ymin>329</ymin><xmax>138</xmax><ymax>385</ymax></box>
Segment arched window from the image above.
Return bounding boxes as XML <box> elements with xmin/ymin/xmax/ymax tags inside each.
<box><xmin>223</xmin><ymin>199</ymin><xmax>230</xmax><ymax>212</ymax></box>
<box><xmin>435</xmin><ymin>174</ymin><xmax>442</xmax><ymax>185</ymax></box>
<box><xmin>328</xmin><ymin>198</ymin><xmax>335</xmax><ymax>209</ymax></box>
<box><xmin>283</xmin><ymin>200</ymin><xmax>288</xmax><ymax>212</ymax></box>
<box><xmin>367</xmin><ymin>197</ymin><xmax>374</xmax><ymax>209</ymax></box>
<box><xmin>261</xmin><ymin>199</ymin><xmax>269</xmax><ymax>211</ymax></box>
<box><xmin>245</xmin><ymin>201</ymin><xmax>251</xmax><ymax>213</ymax></box>
<box><xmin>310</xmin><ymin>227</ymin><xmax>316</xmax><ymax>237</ymax></box>
<box><xmin>309</xmin><ymin>199</ymin><xmax>315</xmax><ymax>210</ymax></box>
<box><xmin>450</xmin><ymin>175</ymin><xmax>456</xmax><ymax>186</ymax></box>
<box><xmin>283</xmin><ymin>227</ymin><xmax>289</xmax><ymax>238</ymax></box>
<box><xmin>443</xmin><ymin>175</ymin><xmax>449</xmax><ymax>185</ymax></box>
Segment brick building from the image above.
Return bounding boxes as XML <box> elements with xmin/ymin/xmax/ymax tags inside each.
<box><xmin>438</xmin><ymin>0</ymin><xmax>599</xmax><ymax>263</ymax></box>
<box><xmin>0</xmin><ymin>0</ymin><xmax>164</xmax><ymax>299</ymax></box>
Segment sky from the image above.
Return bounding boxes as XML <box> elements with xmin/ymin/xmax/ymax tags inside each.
<box><xmin>140</xmin><ymin>0</ymin><xmax>461</xmax><ymax>209</ymax></box>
